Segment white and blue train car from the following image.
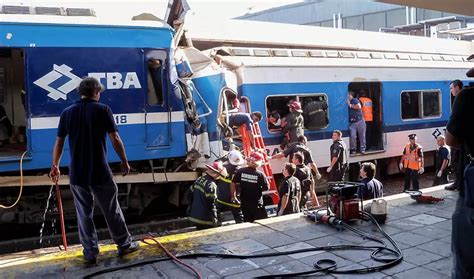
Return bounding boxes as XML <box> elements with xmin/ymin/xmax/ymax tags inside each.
<box><xmin>185</xmin><ymin>19</ymin><xmax>474</xmax><ymax>177</ymax></box>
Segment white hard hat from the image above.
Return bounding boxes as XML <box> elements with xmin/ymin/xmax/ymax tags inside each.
<box><xmin>228</xmin><ymin>150</ymin><xmax>244</xmax><ymax>166</ymax></box>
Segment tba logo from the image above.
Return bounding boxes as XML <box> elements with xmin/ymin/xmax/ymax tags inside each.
<box><xmin>33</xmin><ymin>64</ymin><xmax>82</xmax><ymax>101</ymax></box>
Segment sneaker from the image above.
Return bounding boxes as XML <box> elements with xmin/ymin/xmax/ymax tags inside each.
<box><xmin>117</xmin><ymin>241</ymin><xmax>140</xmax><ymax>257</ymax></box>
<box><xmin>445</xmin><ymin>184</ymin><xmax>457</xmax><ymax>191</ymax></box>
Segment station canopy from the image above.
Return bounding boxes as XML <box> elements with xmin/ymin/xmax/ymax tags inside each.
<box><xmin>376</xmin><ymin>0</ymin><xmax>473</xmax><ymax>16</ymax></box>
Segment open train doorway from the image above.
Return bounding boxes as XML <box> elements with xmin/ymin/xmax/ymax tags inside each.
<box><xmin>0</xmin><ymin>48</ymin><xmax>27</xmax><ymax>160</ymax></box>
<box><xmin>348</xmin><ymin>81</ymin><xmax>384</xmax><ymax>153</ymax></box>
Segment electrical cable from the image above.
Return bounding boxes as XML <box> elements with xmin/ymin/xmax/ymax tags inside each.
<box><xmin>142</xmin><ymin>236</ymin><xmax>202</xmax><ymax>279</ymax></box>
<box><xmin>83</xmin><ymin>213</ymin><xmax>403</xmax><ymax>279</ymax></box>
<box><xmin>0</xmin><ymin>151</ymin><xmax>27</xmax><ymax>209</ymax></box>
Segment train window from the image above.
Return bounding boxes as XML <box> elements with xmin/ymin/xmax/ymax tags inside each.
<box><xmin>265</xmin><ymin>94</ymin><xmax>329</xmax><ymax>132</ymax></box>
<box><xmin>401</xmin><ymin>90</ymin><xmax>441</xmax><ymax>120</ymax></box>
<box><xmin>147</xmin><ymin>59</ymin><xmax>164</xmax><ymax>105</ymax></box>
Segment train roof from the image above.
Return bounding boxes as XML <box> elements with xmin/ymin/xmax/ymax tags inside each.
<box><xmin>0</xmin><ymin>14</ymin><xmax>174</xmax><ymax>48</ymax></box>
<box><xmin>186</xmin><ymin>18</ymin><xmax>474</xmax><ymax>56</ymax></box>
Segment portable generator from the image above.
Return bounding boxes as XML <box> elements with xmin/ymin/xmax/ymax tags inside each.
<box><xmin>326</xmin><ymin>182</ymin><xmax>364</xmax><ymax>222</ymax></box>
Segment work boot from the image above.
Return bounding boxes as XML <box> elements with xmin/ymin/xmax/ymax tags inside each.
<box><xmin>445</xmin><ymin>184</ymin><xmax>457</xmax><ymax>191</ymax></box>
<box><xmin>83</xmin><ymin>255</ymin><xmax>97</xmax><ymax>265</ymax></box>
<box><xmin>117</xmin><ymin>241</ymin><xmax>140</xmax><ymax>257</ymax></box>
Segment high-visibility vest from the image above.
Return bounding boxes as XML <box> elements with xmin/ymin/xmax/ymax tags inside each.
<box><xmin>403</xmin><ymin>143</ymin><xmax>422</xmax><ymax>170</ymax></box>
<box><xmin>359</xmin><ymin>97</ymin><xmax>373</xmax><ymax>122</ymax></box>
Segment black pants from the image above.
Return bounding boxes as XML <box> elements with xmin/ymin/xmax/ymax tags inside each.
<box><xmin>195</xmin><ymin>224</ymin><xmax>214</xmax><ymax>230</ymax></box>
<box><xmin>217</xmin><ymin>203</ymin><xmax>244</xmax><ymax>223</ymax></box>
<box><xmin>433</xmin><ymin>169</ymin><xmax>448</xmax><ymax>186</ymax></box>
<box><xmin>403</xmin><ymin>169</ymin><xmax>419</xmax><ymax>191</ymax></box>
<box><xmin>329</xmin><ymin>168</ymin><xmax>346</xmax><ymax>182</ymax></box>
<box><xmin>241</xmin><ymin>205</ymin><xmax>268</xmax><ymax>223</ymax></box>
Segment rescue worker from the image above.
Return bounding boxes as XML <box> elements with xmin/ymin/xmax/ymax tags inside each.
<box><xmin>348</xmin><ymin>91</ymin><xmax>366</xmax><ymax>154</ymax></box>
<box><xmin>227</xmin><ymin>111</ymin><xmax>262</xmax><ymax>149</ymax></box>
<box><xmin>292</xmin><ymin>152</ymin><xmax>319</xmax><ymax>210</ymax></box>
<box><xmin>187</xmin><ymin>161</ymin><xmax>227</xmax><ymax>230</ymax></box>
<box><xmin>230</xmin><ymin>151</ymin><xmax>269</xmax><ymax>222</ymax></box>
<box><xmin>399</xmin><ymin>134</ymin><xmax>424</xmax><ymax>192</ymax></box>
<box><xmin>327</xmin><ymin>130</ymin><xmax>348</xmax><ymax>181</ymax></box>
<box><xmin>302</xmin><ymin>96</ymin><xmax>328</xmax><ymax>130</ymax></box>
<box><xmin>280</xmin><ymin>100</ymin><xmax>304</xmax><ymax>149</ymax></box>
<box><xmin>446</xmin><ymin>71</ymin><xmax>474</xmax><ymax>278</ymax></box>
<box><xmin>358</xmin><ymin>162</ymin><xmax>383</xmax><ymax>200</ymax></box>
<box><xmin>446</xmin><ymin>79</ymin><xmax>464</xmax><ymax>191</ymax></box>
<box><xmin>277</xmin><ymin>163</ymin><xmax>301</xmax><ymax>216</ymax></box>
<box><xmin>270</xmin><ymin>135</ymin><xmax>322</xmax><ymax>180</ymax></box>
<box><xmin>216</xmin><ymin>150</ymin><xmax>244</xmax><ymax>223</ymax></box>
<box><xmin>358</xmin><ymin>90</ymin><xmax>373</xmax><ymax>150</ymax></box>
<box><xmin>50</xmin><ymin>77</ymin><xmax>138</xmax><ymax>265</ymax></box>
<box><xmin>433</xmin><ymin>135</ymin><xmax>450</xmax><ymax>186</ymax></box>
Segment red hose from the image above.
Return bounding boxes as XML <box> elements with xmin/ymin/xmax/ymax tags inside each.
<box><xmin>55</xmin><ymin>182</ymin><xmax>68</xmax><ymax>251</ymax></box>
<box><xmin>142</xmin><ymin>236</ymin><xmax>202</xmax><ymax>279</ymax></box>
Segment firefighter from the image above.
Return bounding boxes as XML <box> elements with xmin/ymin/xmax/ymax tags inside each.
<box><xmin>280</xmin><ymin>100</ymin><xmax>304</xmax><ymax>149</ymax></box>
<box><xmin>399</xmin><ymin>134</ymin><xmax>424</xmax><ymax>192</ymax></box>
<box><xmin>292</xmin><ymin>152</ymin><xmax>319</xmax><ymax>210</ymax></box>
<box><xmin>187</xmin><ymin>161</ymin><xmax>227</xmax><ymax>230</ymax></box>
<box><xmin>359</xmin><ymin>90</ymin><xmax>373</xmax><ymax>150</ymax></box>
<box><xmin>216</xmin><ymin>150</ymin><xmax>244</xmax><ymax>223</ymax></box>
<box><xmin>230</xmin><ymin>151</ymin><xmax>269</xmax><ymax>222</ymax></box>
<box><xmin>327</xmin><ymin>130</ymin><xmax>348</xmax><ymax>181</ymax></box>
<box><xmin>277</xmin><ymin>163</ymin><xmax>301</xmax><ymax>216</ymax></box>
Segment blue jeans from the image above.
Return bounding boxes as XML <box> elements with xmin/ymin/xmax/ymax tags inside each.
<box><xmin>452</xmin><ymin>163</ymin><xmax>474</xmax><ymax>278</ymax></box>
<box><xmin>349</xmin><ymin>119</ymin><xmax>366</xmax><ymax>152</ymax></box>
<box><xmin>70</xmin><ymin>180</ymin><xmax>132</xmax><ymax>259</ymax></box>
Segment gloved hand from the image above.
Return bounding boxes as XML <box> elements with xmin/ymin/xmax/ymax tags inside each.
<box><xmin>437</xmin><ymin>170</ymin><xmax>443</xmax><ymax>177</ymax></box>
<box><xmin>419</xmin><ymin>167</ymin><xmax>424</xmax><ymax>175</ymax></box>
<box><xmin>399</xmin><ymin>163</ymin><xmax>403</xmax><ymax>170</ymax></box>
<box><xmin>326</xmin><ymin>167</ymin><xmax>332</xmax><ymax>173</ymax></box>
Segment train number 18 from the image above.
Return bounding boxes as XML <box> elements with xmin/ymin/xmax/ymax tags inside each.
<box><xmin>115</xmin><ymin>115</ymin><xmax>128</xmax><ymax>124</ymax></box>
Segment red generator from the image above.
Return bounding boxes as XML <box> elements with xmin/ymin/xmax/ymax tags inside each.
<box><xmin>326</xmin><ymin>182</ymin><xmax>364</xmax><ymax>222</ymax></box>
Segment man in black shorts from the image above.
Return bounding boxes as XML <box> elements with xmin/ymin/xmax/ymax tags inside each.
<box><xmin>230</xmin><ymin>151</ymin><xmax>269</xmax><ymax>222</ymax></box>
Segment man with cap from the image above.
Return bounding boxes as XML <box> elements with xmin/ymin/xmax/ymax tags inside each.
<box><xmin>281</xmin><ymin>100</ymin><xmax>304</xmax><ymax>149</ymax></box>
<box><xmin>230</xmin><ymin>151</ymin><xmax>269</xmax><ymax>222</ymax></box>
<box><xmin>399</xmin><ymin>134</ymin><xmax>424</xmax><ymax>192</ymax></box>
<box><xmin>187</xmin><ymin>161</ymin><xmax>227</xmax><ymax>230</ymax></box>
<box><xmin>277</xmin><ymin>163</ymin><xmax>301</xmax><ymax>216</ymax></box>
<box><xmin>216</xmin><ymin>150</ymin><xmax>244</xmax><ymax>223</ymax></box>
<box><xmin>348</xmin><ymin>91</ymin><xmax>366</xmax><ymax>154</ymax></box>
<box><xmin>50</xmin><ymin>77</ymin><xmax>138</xmax><ymax>264</ymax></box>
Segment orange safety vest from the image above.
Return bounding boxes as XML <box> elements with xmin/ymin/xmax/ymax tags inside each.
<box><xmin>402</xmin><ymin>143</ymin><xmax>422</xmax><ymax>170</ymax></box>
<box><xmin>359</xmin><ymin>97</ymin><xmax>373</xmax><ymax>122</ymax></box>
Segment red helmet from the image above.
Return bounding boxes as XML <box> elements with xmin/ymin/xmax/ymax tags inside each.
<box><xmin>289</xmin><ymin>100</ymin><xmax>303</xmax><ymax>112</ymax></box>
<box><xmin>232</xmin><ymin>98</ymin><xmax>240</xmax><ymax>109</ymax></box>
<box><xmin>247</xmin><ymin>151</ymin><xmax>264</xmax><ymax>166</ymax></box>
<box><xmin>206</xmin><ymin>161</ymin><xmax>228</xmax><ymax>177</ymax></box>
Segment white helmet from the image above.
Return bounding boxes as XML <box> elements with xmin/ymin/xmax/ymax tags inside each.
<box><xmin>228</xmin><ymin>150</ymin><xmax>244</xmax><ymax>166</ymax></box>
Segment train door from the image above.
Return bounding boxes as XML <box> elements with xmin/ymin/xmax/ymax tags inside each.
<box><xmin>348</xmin><ymin>81</ymin><xmax>384</xmax><ymax>153</ymax></box>
<box><xmin>0</xmin><ymin>48</ymin><xmax>27</xmax><ymax>160</ymax></box>
<box><xmin>144</xmin><ymin>50</ymin><xmax>170</xmax><ymax>148</ymax></box>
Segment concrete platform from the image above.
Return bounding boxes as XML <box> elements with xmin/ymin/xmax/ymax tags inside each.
<box><xmin>0</xmin><ymin>186</ymin><xmax>456</xmax><ymax>278</ymax></box>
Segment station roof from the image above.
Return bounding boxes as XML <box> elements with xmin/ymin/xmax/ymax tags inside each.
<box><xmin>376</xmin><ymin>0</ymin><xmax>474</xmax><ymax>16</ymax></box>
<box><xmin>185</xmin><ymin>17</ymin><xmax>474</xmax><ymax>56</ymax></box>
